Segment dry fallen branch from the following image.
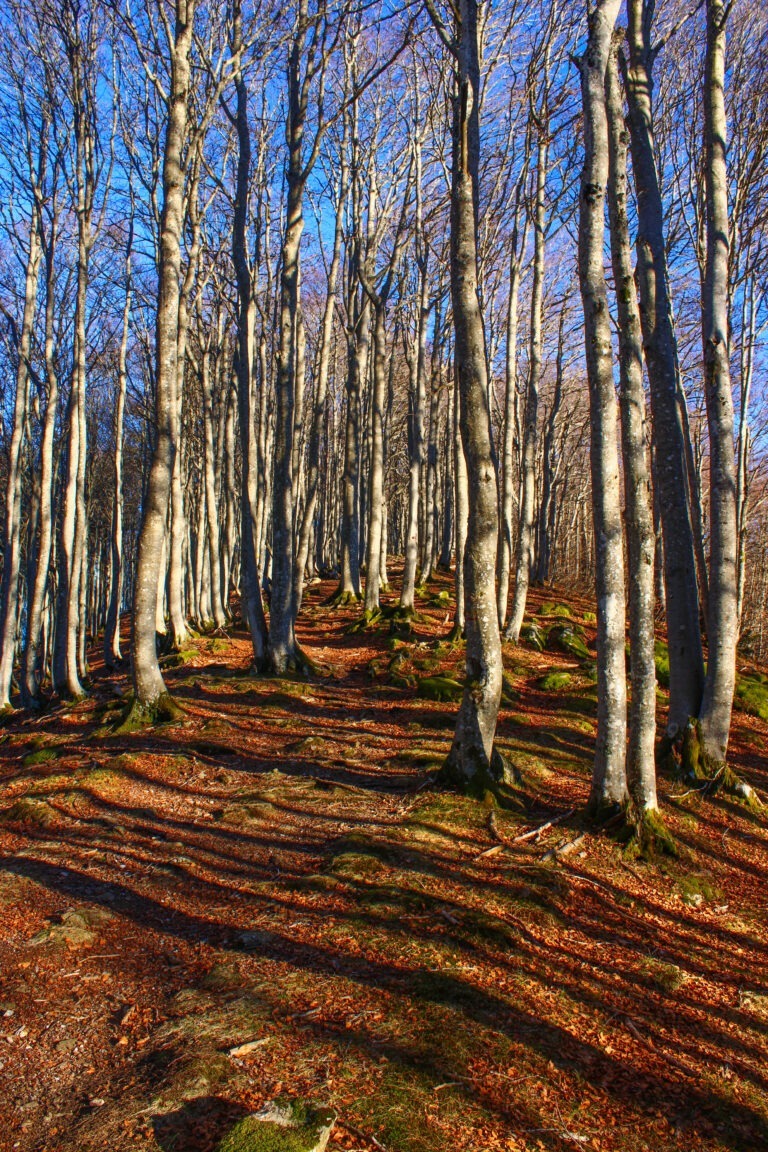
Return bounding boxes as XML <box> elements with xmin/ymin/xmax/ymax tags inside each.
<box><xmin>513</xmin><ymin>808</ymin><xmax>575</xmax><ymax>843</ymax></box>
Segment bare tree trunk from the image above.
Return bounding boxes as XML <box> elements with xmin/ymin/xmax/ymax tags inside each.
<box><xmin>578</xmin><ymin>0</ymin><xmax>628</xmax><ymax>814</ymax></box>
<box><xmin>0</xmin><ymin>196</ymin><xmax>41</xmax><ymax>708</ymax></box>
<box><xmin>535</xmin><ymin>305</ymin><xmax>565</xmax><ymax>586</ymax></box>
<box><xmin>400</xmin><ymin>260</ymin><xmax>429</xmax><ymax>612</ymax></box>
<box><xmin>431</xmin><ymin>0</ymin><xmax>504</xmax><ymax>789</ymax></box>
<box><xmin>22</xmin><ymin>191</ymin><xmax>59</xmax><ymax>707</ymax></box>
<box><xmin>293</xmin><ymin>109</ymin><xmax>347</xmax><ymax>617</ymax></box>
<box><xmin>507</xmin><ymin>122</ymin><xmax>547</xmax><ymax>643</ymax></box>
<box><xmin>268</xmin><ymin>27</ymin><xmax>305</xmax><ymax>673</ymax></box>
<box><xmin>130</xmin><ymin>0</ymin><xmax>195</xmax><ymax>717</ymax></box>
<box><xmin>105</xmin><ymin>210</ymin><xmax>133</xmax><ymax>668</ymax></box>
<box><xmin>497</xmin><ymin>211</ymin><xmax>525</xmax><ymax>627</ymax></box>
<box><xmin>231</xmin><ymin>5</ymin><xmax>268</xmax><ymax>669</ymax></box>
<box><xmin>698</xmin><ymin>0</ymin><xmax>738</xmax><ymax>763</ymax></box>
<box><xmin>606</xmin><ymin>39</ymin><xmax>656</xmax><ymax>814</ymax></box>
<box><xmin>622</xmin><ymin>0</ymin><xmax>704</xmax><ymax>733</ymax></box>
<box><xmin>451</xmin><ymin>367</ymin><xmax>468</xmax><ymax>639</ymax></box>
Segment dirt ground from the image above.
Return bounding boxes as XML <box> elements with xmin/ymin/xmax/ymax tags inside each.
<box><xmin>1</xmin><ymin>573</ymin><xmax>767</xmax><ymax>1152</ymax></box>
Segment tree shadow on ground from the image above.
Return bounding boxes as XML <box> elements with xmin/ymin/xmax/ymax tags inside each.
<box><xmin>152</xmin><ymin>1096</ymin><xmax>250</xmax><ymax>1152</ymax></box>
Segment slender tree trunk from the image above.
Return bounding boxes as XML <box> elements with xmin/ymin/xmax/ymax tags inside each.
<box><xmin>363</xmin><ymin>303</ymin><xmax>388</xmax><ymax>615</ymax></box>
<box><xmin>232</xmin><ymin>0</ymin><xmax>268</xmax><ymax>669</ymax></box>
<box><xmin>698</xmin><ymin>0</ymin><xmax>738</xmax><ymax>763</ymax></box>
<box><xmin>400</xmin><ymin>261</ymin><xmax>429</xmax><ymax>612</ymax></box>
<box><xmin>105</xmin><ymin>215</ymin><xmax>133</xmax><ymax>668</ymax></box>
<box><xmin>0</xmin><ymin>200</ymin><xmax>41</xmax><ymax>708</ymax></box>
<box><xmin>578</xmin><ymin>0</ymin><xmax>628</xmax><ymax>814</ymax></box>
<box><xmin>451</xmin><ymin>367</ymin><xmax>468</xmax><ymax>639</ymax></box>
<box><xmin>535</xmin><ymin>306</ymin><xmax>565</xmax><ymax>586</ymax></box>
<box><xmin>507</xmin><ymin>126</ymin><xmax>547</xmax><ymax>642</ymax></box>
<box><xmin>293</xmin><ymin>118</ymin><xmax>347</xmax><ymax>617</ymax></box>
<box><xmin>131</xmin><ymin>0</ymin><xmax>195</xmax><ymax>716</ymax></box>
<box><xmin>437</xmin><ymin>0</ymin><xmax>504</xmax><ymax>788</ymax></box>
<box><xmin>268</xmin><ymin>45</ymin><xmax>305</xmax><ymax>673</ymax></box>
<box><xmin>497</xmin><ymin>216</ymin><xmax>525</xmax><ymax>626</ymax></box>
<box><xmin>622</xmin><ymin>0</ymin><xmax>704</xmax><ymax>732</ymax></box>
<box><xmin>22</xmin><ymin>200</ymin><xmax>59</xmax><ymax>707</ymax></box>
<box><xmin>606</xmin><ymin>39</ymin><xmax>656</xmax><ymax>813</ymax></box>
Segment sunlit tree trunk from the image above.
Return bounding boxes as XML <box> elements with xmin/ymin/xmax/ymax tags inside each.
<box><xmin>578</xmin><ymin>0</ymin><xmax>628</xmax><ymax>814</ymax></box>
<box><xmin>507</xmin><ymin>119</ymin><xmax>548</xmax><ymax>643</ymax></box>
<box><xmin>429</xmin><ymin>0</ymin><xmax>504</xmax><ymax>788</ymax></box>
<box><xmin>606</xmin><ymin>39</ymin><xmax>656</xmax><ymax>813</ymax></box>
<box><xmin>105</xmin><ymin>209</ymin><xmax>133</xmax><ymax>668</ymax></box>
<box><xmin>131</xmin><ymin>0</ymin><xmax>196</xmax><ymax>716</ymax></box>
<box><xmin>698</xmin><ymin>0</ymin><xmax>738</xmax><ymax>763</ymax></box>
<box><xmin>0</xmin><ymin>193</ymin><xmax>42</xmax><ymax>708</ymax></box>
<box><xmin>622</xmin><ymin>0</ymin><xmax>704</xmax><ymax>733</ymax></box>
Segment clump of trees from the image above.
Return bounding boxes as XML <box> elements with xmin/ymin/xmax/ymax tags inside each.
<box><xmin>0</xmin><ymin>0</ymin><xmax>766</xmax><ymax>833</ymax></box>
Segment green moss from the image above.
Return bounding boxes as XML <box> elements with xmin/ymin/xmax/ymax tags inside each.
<box><xmin>22</xmin><ymin>747</ymin><xmax>60</xmax><ymax>768</ymax></box>
<box><xmin>639</xmin><ymin>956</ymin><xmax>687</xmax><ymax>993</ymax></box>
<box><xmin>539</xmin><ymin>602</ymin><xmax>572</xmax><ymax>618</ymax></box>
<box><xmin>537</xmin><ymin>671</ymin><xmax>572</xmax><ymax>691</ymax></box>
<box><xmin>583</xmin><ymin>610</ymin><xmax>596</xmax><ymax>624</ymax></box>
<box><xmin>0</xmin><ymin>796</ymin><xmax>56</xmax><ymax>827</ymax></box>
<box><xmin>654</xmin><ymin>640</ymin><xmax>670</xmax><ymax>688</ymax></box>
<box><xmin>546</xmin><ymin>624</ymin><xmax>590</xmax><ymax>661</ymax></box>
<box><xmin>215</xmin><ymin>1101</ymin><xmax>335</xmax><ymax>1152</ymax></box>
<box><xmin>676</xmin><ymin>872</ymin><xmax>723</xmax><ymax>906</ymax></box>
<box><xmin>624</xmin><ymin>807</ymin><xmax>678</xmax><ymax>860</ymax></box>
<box><xmin>113</xmin><ymin>692</ymin><xmax>184</xmax><ymax>733</ymax></box>
<box><xmin>519</xmin><ymin>621</ymin><xmax>545</xmax><ymax>651</ymax></box>
<box><xmin>734</xmin><ymin>673</ymin><xmax>768</xmax><ymax>721</ymax></box>
<box><xmin>416</xmin><ymin>675</ymin><xmax>464</xmax><ymax>702</ymax></box>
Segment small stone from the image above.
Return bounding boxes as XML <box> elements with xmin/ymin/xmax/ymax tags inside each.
<box><xmin>228</xmin><ymin>1038</ymin><xmax>269</xmax><ymax>1057</ymax></box>
<box><xmin>56</xmin><ymin>1038</ymin><xmax>77</xmax><ymax>1053</ymax></box>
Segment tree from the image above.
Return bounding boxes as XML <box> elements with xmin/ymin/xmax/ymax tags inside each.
<box><xmin>577</xmin><ymin>0</ymin><xmax>628</xmax><ymax>814</ymax></box>
<box><xmin>427</xmin><ymin>0</ymin><xmax>505</xmax><ymax>790</ymax></box>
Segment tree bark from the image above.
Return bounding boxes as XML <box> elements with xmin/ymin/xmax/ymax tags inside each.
<box><xmin>578</xmin><ymin>0</ymin><xmax>628</xmax><ymax>814</ymax></box>
<box><xmin>698</xmin><ymin>0</ymin><xmax>738</xmax><ymax>763</ymax></box>
<box><xmin>606</xmin><ymin>38</ymin><xmax>657</xmax><ymax>813</ymax></box>
<box><xmin>433</xmin><ymin>0</ymin><xmax>504</xmax><ymax>788</ymax></box>
<box><xmin>622</xmin><ymin>0</ymin><xmax>704</xmax><ymax>733</ymax></box>
<box><xmin>131</xmin><ymin>0</ymin><xmax>195</xmax><ymax>715</ymax></box>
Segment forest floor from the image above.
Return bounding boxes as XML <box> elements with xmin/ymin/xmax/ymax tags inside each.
<box><xmin>1</xmin><ymin>571</ymin><xmax>767</xmax><ymax>1152</ymax></box>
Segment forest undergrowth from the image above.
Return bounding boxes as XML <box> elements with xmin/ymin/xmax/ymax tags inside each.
<box><xmin>0</xmin><ymin>571</ymin><xmax>767</xmax><ymax>1152</ymax></box>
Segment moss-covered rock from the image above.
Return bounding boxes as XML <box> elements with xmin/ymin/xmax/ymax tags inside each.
<box><xmin>546</xmin><ymin>624</ymin><xmax>590</xmax><ymax>661</ymax></box>
<box><xmin>519</xmin><ymin>621</ymin><xmax>545</xmax><ymax>651</ymax></box>
<box><xmin>537</xmin><ymin>671</ymin><xmax>572</xmax><ymax>691</ymax></box>
<box><xmin>215</xmin><ymin>1099</ymin><xmax>335</xmax><ymax>1152</ymax></box>
<box><xmin>416</xmin><ymin>675</ymin><xmax>464</xmax><ymax>703</ymax></box>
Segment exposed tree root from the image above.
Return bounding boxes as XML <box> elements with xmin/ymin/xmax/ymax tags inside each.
<box><xmin>623</xmin><ymin>806</ymin><xmax>678</xmax><ymax>860</ymax></box>
<box><xmin>325</xmin><ymin>588</ymin><xmax>362</xmax><ymax>608</ymax></box>
<box><xmin>113</xmin><ymin>692</ymin><xmax>185</xmax><ymax>734</ymax></box>
<box><xmin>437</xmin><ymin>745</ymin><xmax>517</xmax><ymax>804</ymax></box>
<box><xmin>662</xmin><ymin>719</ymin><xmax>762</xmax><ymax>810</ymax></box>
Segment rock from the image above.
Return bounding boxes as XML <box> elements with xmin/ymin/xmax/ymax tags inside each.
<box><xmin>228</xmin><ymin>1038</ymin><xmax>269</xmax><ymax>1057</ymax></box>
<box><xmin>56</xmin><ymin>1038</ymin><xmax>77</xmax><ymax>1053</ymax></box>
<box><xmin>27</xmin><ymin>906</ymin><xmax>113</xmax><ymax>949</ymax></box>
<box><xmin>214</xmin><ymin>1099</ymin><xmax>336</xmax><ymax>1152</ymax></box>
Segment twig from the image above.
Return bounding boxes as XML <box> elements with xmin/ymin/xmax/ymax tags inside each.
<box><xmin>337</xmin><ymin>1120</ymin><xmax>390</xmax><ymax>1152</ymax></box>
<box><xmin>540</xmin><ymin>833</ymin><xmax>585</xmax><ymax>863</ymax></box>
<box><xmin>513</xmin><ymin>809</ymin><xmax>575</xmax><ymax>843</ymax></box>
